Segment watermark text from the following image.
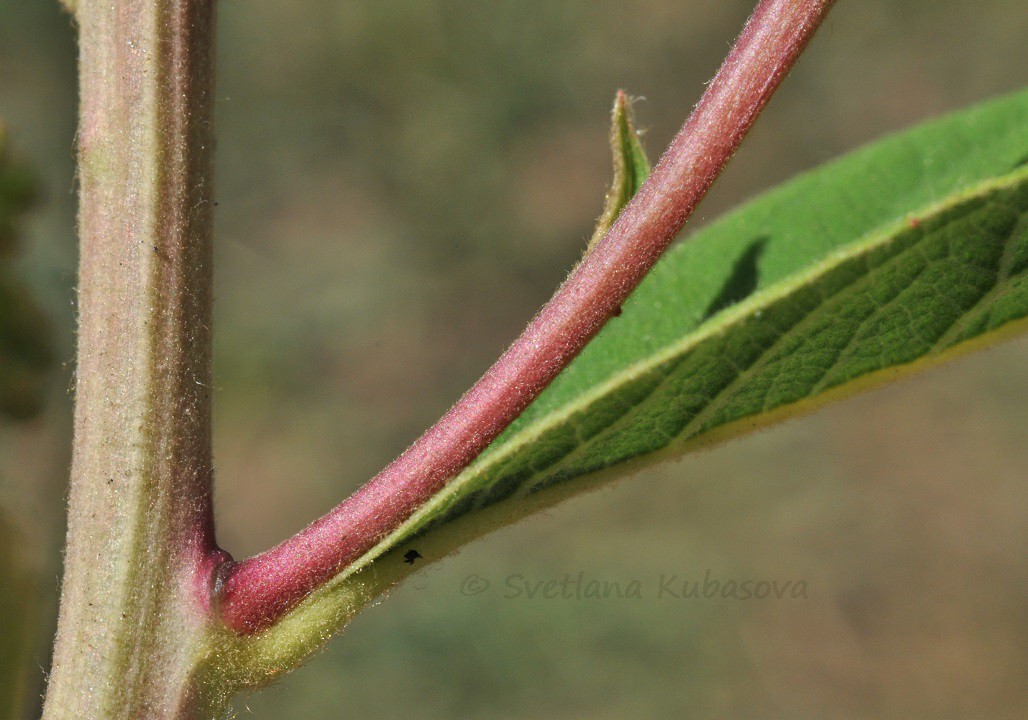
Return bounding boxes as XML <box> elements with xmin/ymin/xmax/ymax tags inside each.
<box><xmin>458</xmin><ymin>570</ymin><xmax>808</xmax><ymax>601</ymax></box>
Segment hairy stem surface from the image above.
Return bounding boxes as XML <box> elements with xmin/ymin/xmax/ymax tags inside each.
<box><xmin>220</xmin><ymin>0</ymin><xmax>837</xmax><ymax>634</ymax></box>
<box><xmin>42</xmin><ymin>1</ymin><xmax>224</xmax><ymax>718</ymax></box>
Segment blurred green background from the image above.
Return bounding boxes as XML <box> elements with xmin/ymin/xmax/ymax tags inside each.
<box><xmin>1</xmin><ymin>1</ymin><xmax>1026</xmax><ymax>718</ymax></box>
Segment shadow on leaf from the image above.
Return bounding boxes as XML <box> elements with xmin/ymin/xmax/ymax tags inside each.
<box><xmin>702</xmin><ymin>236</ymin><xmax>768</xmax><ymax>320</ymax></box>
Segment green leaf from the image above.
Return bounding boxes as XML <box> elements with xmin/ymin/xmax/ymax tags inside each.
<box><xmin>228</xmin><ymin>90</ymin><xmax>1028</xmax><ymax>677</ymax></box>
<box><xmin>0</xmin><ymin>124</ymin><xmax>51</xmax><ymax>420</ymax></box>
<box><xmin>586</xmin><ymin>91</ymin><xmax>651</xmax><ymax>252</ymax></box>
<box><xmin>390</xmin><ymin>89</ymin><xmax>1028</xmax><ymax>555</ymax></box>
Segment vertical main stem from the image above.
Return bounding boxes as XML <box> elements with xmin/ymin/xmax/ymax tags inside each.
<box><xmin>42</xmin><ymin>2</ymin><xmax>222</xmax><ymax>719</ymax></box>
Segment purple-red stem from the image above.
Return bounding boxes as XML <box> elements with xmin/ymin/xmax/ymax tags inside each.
<box><xmin>219</xmin><ymin>0</ymin><xmax>836</xmax><ymax>633</ymax></box>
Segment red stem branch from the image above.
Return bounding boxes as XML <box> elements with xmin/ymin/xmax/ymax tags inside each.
<box><xmin>219</xmin><ymin>0</ymin><xmax>836</xmax><ymax>634</ymax></box>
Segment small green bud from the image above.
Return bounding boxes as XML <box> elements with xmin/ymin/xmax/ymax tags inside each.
<box><xmin>587</xmin><ymin>90</ymin><xmax>651</xmax><ymax>253</ymax></box>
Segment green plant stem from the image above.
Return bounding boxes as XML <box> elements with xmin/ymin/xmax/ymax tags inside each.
<box><xmin>41</xmin><ymin>1</ymin><xmax>223</xmax><ymax>719</ymax></box>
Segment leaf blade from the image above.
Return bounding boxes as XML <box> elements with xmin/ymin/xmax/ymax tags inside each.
<box><xmin>231</xmin><ymin>90</ymin><xmax>1028</xmax><ymax>676</ymax></box>
<box><xmin>410</xmin><ymin>171</ymin><xmax>1027</xmax><ymax>535</ymax></box>
<box><xmin>402</xmin><ymin>90</ymin><xmax>1028</xmax><ymax>546</ymax></box>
